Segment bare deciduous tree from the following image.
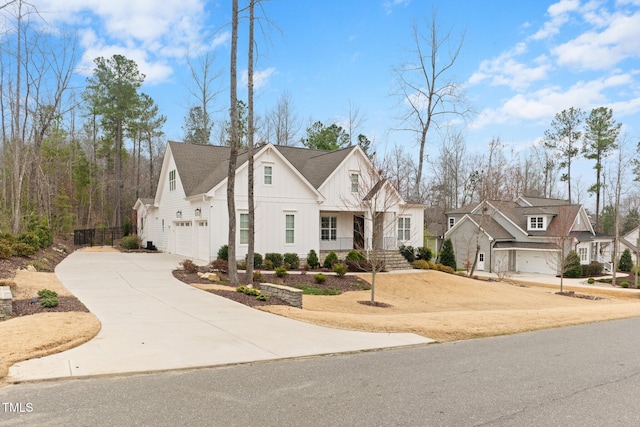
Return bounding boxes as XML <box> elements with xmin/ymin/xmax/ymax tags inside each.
<box><xmin>393</xmin><ymin>13</ymin><xmax>469</xmax><ymax>202</ymax></box>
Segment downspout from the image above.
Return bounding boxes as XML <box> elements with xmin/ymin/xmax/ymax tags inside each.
<box><xmin>490</xmin><ymin>239</ymin><xmax>495</xmax><ymax>273</ymax></box>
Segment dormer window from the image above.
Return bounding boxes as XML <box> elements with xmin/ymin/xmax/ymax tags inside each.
<box><xmin>528</xmin><ymin>216</ymin><xmax>546</xmax><ymax>230</ymax></box>
<box><xmin>449</xmin><ymin>217</ymin><xmax>455</xmax><ymax>229</ymax></box>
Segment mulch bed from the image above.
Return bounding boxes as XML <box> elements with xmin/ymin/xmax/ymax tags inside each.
<box><xmin>556</xmin><ymin>291</ymin><xmax>603</xmax><ymax>300</ymax></box>
<box><xmin>11</xmin><ymin>296</ymin><xmax>90</xmax><ymax>316</ymax></box>
<box><xmin>172</xmin><ymin>269</ymin><xmax>371</xmax><ymax>308</ymax></box>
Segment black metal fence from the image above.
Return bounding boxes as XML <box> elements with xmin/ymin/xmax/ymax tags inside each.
<box><xmin>74</xmin><ymin>227</ymin><xmax>125</xmax><ymax>247</ymax></box>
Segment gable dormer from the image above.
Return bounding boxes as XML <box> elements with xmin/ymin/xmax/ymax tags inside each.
<box><xmin>526</xmin><ymin>214</ymin><xmax>553</xmax><ymax>231</ymax></box>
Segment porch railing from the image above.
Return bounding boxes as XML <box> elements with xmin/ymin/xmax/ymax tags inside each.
<box><xmin>320</xmin><ymin>237</ymin><xmax>399</xmax><ymax>252</ymax></box>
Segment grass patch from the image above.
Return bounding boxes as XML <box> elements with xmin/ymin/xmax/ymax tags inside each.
<box><xmin>293</xmin><ymin>285</ymin><xmax>341</xmax><ymax>295</ymax></box>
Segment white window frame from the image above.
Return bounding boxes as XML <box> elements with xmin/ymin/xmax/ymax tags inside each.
<box><xmin>169</xmin><ymin>170</ymin><xmax>176</xmax><ymax>191</ymax></box>
<box><xmin>240</xmin><ymin>213</ymin><xmax>249</xmax><ymax>245</ymax></box>
<box><xmin>350</xmin><ymin>173</ymin><xmax>359</xmax><ymax>193</ymax></box>
<box><xmin>528</xmin><ymin>216</ymin><xmax>545</xmax><ymax>230</ymax></box>
<box><xmin>264</xmin><ymin>165</ymin><xmax>273</xmax><ymax>185</ymax></box>
<box><xmin>449</xmin><ymin>217</ymin><xmax>455</xmax><ymax>229</ymax></box>
<box><xmin>578</xmin><ymin>247</ymin><xmax>588</xmax><ymax>263</ymax></box>
<box><xmin>321</xmin><ymin>216</ymin><xmax>337</xmax><ymax>241</ymax></box>
<box><xmin>397</xmin><ymin>217</ymin><xmax>411</xmax><ymax>241</ymax></box>
<box><xmin>285</xmin><ymin>214</ymin><xmax>295</xmax><ymax>244</ymax></box>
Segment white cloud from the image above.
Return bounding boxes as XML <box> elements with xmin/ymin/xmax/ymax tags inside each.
<box><xmin>552</xmin><ymin>10</ymin><xmax>640</xmax><ymax>70</ymax></box>
<box><xmin>468</xmin><ymin>43</ymin><xmax>551</xmax><ymax>90</ymax></box>
<box><xmin>531</xmin><ymin>0</ymin><xmax>580</xmax><ymax>40</ymax></box>
<box><xmin>470</xmin><ymin>73</ymin><xmax>637</xmax><ymax>129</ymax></box>
<box><xmin>382</xmin><ymin>0</ymin><xmax>411</xmax><ymax>15</ymax></box>
<box><xmin>241</xmin><ymin>67</ymin><xmax>277</xmax><ymax>90</ymax></box>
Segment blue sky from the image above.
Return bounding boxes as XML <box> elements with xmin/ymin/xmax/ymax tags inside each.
<box><xmin>34</xmin><ymin>0</ymin><xmax>640</xmax><ymax>205</ymax></box>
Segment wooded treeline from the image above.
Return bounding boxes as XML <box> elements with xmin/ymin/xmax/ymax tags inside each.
<box><xmin>1</xmin><ymin>1</ymin><xmax>637</xmax><ymax>240</ymax></box>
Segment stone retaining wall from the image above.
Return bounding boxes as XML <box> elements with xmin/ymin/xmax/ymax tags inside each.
<box><xmin>259</xmin><ymin>283</ymin><xmax>302</xmax><ymax>308</ymax></box>
<box><xmin>0</xmin><ymin>286</ymin><xmax>12</xmax><ymax>317</ymax></box>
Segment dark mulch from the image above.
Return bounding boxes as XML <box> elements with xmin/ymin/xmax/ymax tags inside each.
<box><xmin>172</xmin><ymin>269</ymin><xmax>371</xmax><ymax>307</ymax></box>
<box><xmin>11</xmin><ymin>296</ymin><xmax>90</xmax><ymax>316</ymax></box>
<box><xmin>357</xmin><ymin>300</ymin><xmax>393</xmax><ymax>308</ymax></box>
<box><xmin>0</xmin><ymin>242</ymin><xmax>71</xmax><ymax>279</ymax></box>
<box><xmin>556</xmin><ymin>291</ymin><xmax>603</xmax><ymax>300</ymax></box>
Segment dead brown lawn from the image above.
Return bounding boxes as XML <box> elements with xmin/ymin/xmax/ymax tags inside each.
<box><xmin>0</xmin><ymin>269</ymin><xmax>101</xmax><ymax>381</ymax></box>
<box><xmin>260</xmin><ymin>271</ymin><xmax>640</xmax><ymax>342</ymax></box>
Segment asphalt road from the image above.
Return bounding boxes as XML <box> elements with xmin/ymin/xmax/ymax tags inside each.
<box><xmin>3</xmin><ymin>316</ymin><xmax>640</xmax><ymax>426</ymax></box>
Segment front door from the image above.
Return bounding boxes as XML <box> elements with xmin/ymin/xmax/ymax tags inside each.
<box><xmin>478</xmin><ymin>253</ymin><xmax>485</xmax><ymax>270</ymax></box>
<box><xmin>353</xmin><ymin>215</ymin><xmax>364</xmax><ymax>249</ymax></box>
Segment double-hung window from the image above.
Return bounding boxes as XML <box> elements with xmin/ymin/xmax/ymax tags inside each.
<box><xmin>321</xmin><ymin>216</ymin><xmax>337</xmax><ymax>241</ymax></box>
<box><xmin>398</xmin><ymin>217</ymin><xmax>411</xmax><ymax>241</ymax></box>
<box><xmin>350</xmin><ymin>173</ymin><xmax>359</xmax><ymax>193</ymax></box>
<box><xmin>264</xmin><ymin>165</ymin><xmax>273</xmax><ymax>185</ymax></box>
<box><xmin>529</xmin><ymin>217</ymin><xmax>544</xmax><ymax>230</ymax></box>
<box><xmin>285</xmin><ymin>214</ymin><xmax>295</xmax><ymax>244</ymax></box>
<box><xmin>240</xmin><ymin>213</ymin><xmax>249</xmax><ymax>244</ymax></box>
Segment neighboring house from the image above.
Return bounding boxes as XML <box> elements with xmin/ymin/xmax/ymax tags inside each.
<box><xmin>134</xmin><ymin>141</ymin><xmax>424</xmax><ymax>263</ymax></box>
<box><xmin>424</xmin><ymin>206</ymin><xmax>446</xmax><ymax>254</ymax></box>
<box><xmin>620</xmin><ymin>227</ymin><xmax>640</xmax><ymax>264</ymax></box>
<box><xmin>444</xmin><ymin>196</ymin><xmax>613</xmax><ymax>275</ymax></box>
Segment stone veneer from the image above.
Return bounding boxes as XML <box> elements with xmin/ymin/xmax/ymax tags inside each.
<box><xmin>258</xmin><ymin>283</ymin><xmax>302</xmax><ymax>308</ymax></box>
<box><xmin>0</xmin><ymin>286</ymin><xmax>12</xmax><ymax>317</ymax></box>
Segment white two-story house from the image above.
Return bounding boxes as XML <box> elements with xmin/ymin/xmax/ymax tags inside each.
<box><xmin>134</xmin><ymin>141</ymin><xmax>424</xmax><ymax>263</ymax></box>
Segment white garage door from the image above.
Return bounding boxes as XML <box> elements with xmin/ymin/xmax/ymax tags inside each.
<box><xmin>175</xmin><ymin>221</ymin><xmax>194</xmax><ymax>258</ymax></box>
<box><xmin>516</xmin><ymin>251</ymin><xmax>557</xmax><ymax>275</ymax></box>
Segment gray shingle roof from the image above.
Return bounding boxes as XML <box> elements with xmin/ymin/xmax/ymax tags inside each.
<box><xmin>467</xmin><ymin>214</ymin><xmax>514</xmax><ymax>240</ymax></box>
<box><xmin>168</xmin><ymin>141</ymin><xmax>356</xmax><ymax>197</ymax></box>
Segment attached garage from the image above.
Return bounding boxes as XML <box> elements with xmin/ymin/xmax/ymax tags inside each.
<box><xmin>195</xmin><ymin>219</ymin><xmax>209</xmax><ymax>261</ymax></box>
<box><xmin>516</xmin><ymin>250</ymin><xmax>557</xmax><ymax>275</ymax></box>
<box><xmin>175</xmin><ymin>220</ymin><xmax>194</xmax><ymax>258</ymax></box>
<box><xmin>493</xmin><ymin>242</ymin><xmax>559</xmax><ymax>275</ymax></box>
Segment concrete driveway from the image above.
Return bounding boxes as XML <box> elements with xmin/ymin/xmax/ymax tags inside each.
<box><xmin>8</xmin><ymin>251</ymin><xmax>430</xmax><ymax>382</ymax></box>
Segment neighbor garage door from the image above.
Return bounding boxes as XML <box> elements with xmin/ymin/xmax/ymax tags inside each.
<box><xmin>516</xmin><ymin>251</ymin><xmax>556</xmax><ymax>275</ymax></box>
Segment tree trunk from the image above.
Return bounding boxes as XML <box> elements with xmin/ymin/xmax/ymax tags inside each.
<box><xmin>246</xmin><ymin>0</ymin><xmax>256</xmax><ymax>283</ymax></box>
<box><xmin>226</xmin><ymin>0</ymin><xmax>239</xmax><ymax>285</ymax></box>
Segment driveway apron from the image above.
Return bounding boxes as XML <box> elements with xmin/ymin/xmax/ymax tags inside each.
<box><xmin>8</xmin><ymin>251</ymin><xmax>431</xmax><ymax>381</ymax></box>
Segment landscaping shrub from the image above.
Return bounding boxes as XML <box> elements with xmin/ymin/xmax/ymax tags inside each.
<box><xmin>17</xmin><ymin>232</ymin><xmax>40</xmax><ymax>252</ymax></box>
<box><xmin>265</xmin><ymin>253</ymin><xmax>283</xmax><ymax>268</ymax></box>
<box><xmin>416</xmin><ymin>247</ymin><xmax>432</xmax><ymax>262</ymax></box>
<box><xmin>399</xmin><ymin>245</ymin><xmax>416</xmax><ymax>263</ymax></box>
<box><xmin>436</xmin><ymin>264</ymin><xmax>455</xmax><ymax>274</ymax></box>
<box><xmin>12</xmin><ymin>242</ymin><xmax>37</xmax><ymax>257</ymax></box>
<box><xmin>0</xmin><ymin>233</ymin><xmax>16</xmax><ymax>246</ymax></box>
<box><xmin>253</xmin><ymin>271</ymin><xmax>264</xmax><ymax>282</ymax></box>
<box><xmin>587</xmin><ymin>277</ymin><xmax>595</xmax><ymax>284</ymax></box>
<box><xmin>427</xmin><ymin>261</ymin><xmax>437</xmax><ymax>270</ymax></box>
<box><xmin>621</xmin><ymin>281</ymin><xmax>629</xmax><ymax>288</ymax></box>
<box><xmin>180</xmin><ymin>259</ymin><xmax>199</xmax><ymax>274</ymax></box>
<box><xmin>40</xmin><ymin>296</ymin><xmax>59</xmax><ymax>308</ymax></box>
<box><xmin>346</xmin><ymin>250</ymin><xmax>366</xmax><ymax>261</ymax></box>
<box><xmin>275</xmin><ymin>266</ymin><xmax>288</xmax><ymax>278</ymax></box>
<box><xmin>440</xmin><ymin>239</ymin><xmax>457</xmax><ymax>270</ymax></box>
<box><xmin>313</xmin><ymin>273</ymin><xmax>327</xmax><ymax>284</ymax></box>
<box><xmin>263</xmin><ymin>259</ymin><xmax>274</xmax><ymax>270</ymax></box>
<box><xmin>307</xmin><ymin>249</ymin><xmax>320</xmax><ymax>269</ymax></box>
<box><xmin>217</xmin><ymin>244</ymin><xmax>229</xmax><ymax>261</ymax></box>
<box><xmin>39</xmin><ymin>288</ymin><xmax>60</xmax><ymax>308</ymax></box>
<box><xmin>38</xmin><ymin>289</ymin><xmax>58</xmax><ymax>299</ymax></box>
<box><xmin>619</xmin><ymin>249</ymin><xmax>633</xmax><ymax>272</ymax></box>
<box><xmin>412</xmin><ymin>259</ymin><xmax>430</xmax><ymax>269</ymax></box>
<box><xmin>33</xmin><ymin>223</ymin><xmax>53</xmax><ymax>248</ymax></box>
<box><xmin>582</xmin><ymin>262</ymin><xmax>603</xmax><ymax>277</ymax></box>
<box><xmin>256</xmin><ymin>294</ymin><xmax>269</xmax><ymax>301</ymax></box>
<box><xmin>246</xmin><ymin>252</ymin><xmax>263</xmax><ymax>269</ymax></box>
<box><xmin>210</xmin><ymin>259</ymin><xmax>228</xmax><ymax>273</ymax></box>
<box><xmin>333</xmin><ymin>262</ymin><xmax>348</xmax><ymax>277</ymax></box>
<box><xmin>564</xmin><ymin>250</ymin><xmax>582</xmax><ymax>278</ymax></box>
<box><xmin>236</xmin><ymin>285</ymin><xmax>260</xmax><ymax>296</ymax></box>
<box><xmin>237</xmin><ymin>261</ymin><xmax>247</xmax><ymax>270</ymax></box>
<box><xmin>0</xmin><ymin>242</ymin><xmax>12</xmax><ymax>259</ymax></box>
<box><xmin>120</xmin><ymin>235</ymin><xmax>141</xmax><ymax>250</ymax></box>
<box><xmin>283</xmin><ymin>253</ymin><xmax>300</xmax><ymax>269</ymax></box>
<box><xmin>323</xmin><ymin>251</ymin><xmax>338</xmax><ymax>268</ymax></box>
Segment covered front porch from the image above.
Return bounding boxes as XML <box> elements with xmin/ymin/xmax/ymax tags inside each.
<box><xmin>318</xmin><ymin>210</ymin><xmax>399</xmax><ymax>253</ymax></box>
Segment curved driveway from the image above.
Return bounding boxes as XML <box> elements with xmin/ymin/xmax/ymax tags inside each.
<box><xmin>8</xmin><ymin>251</ymin><xmax>430</xmax><ymax>382</ymax></box>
